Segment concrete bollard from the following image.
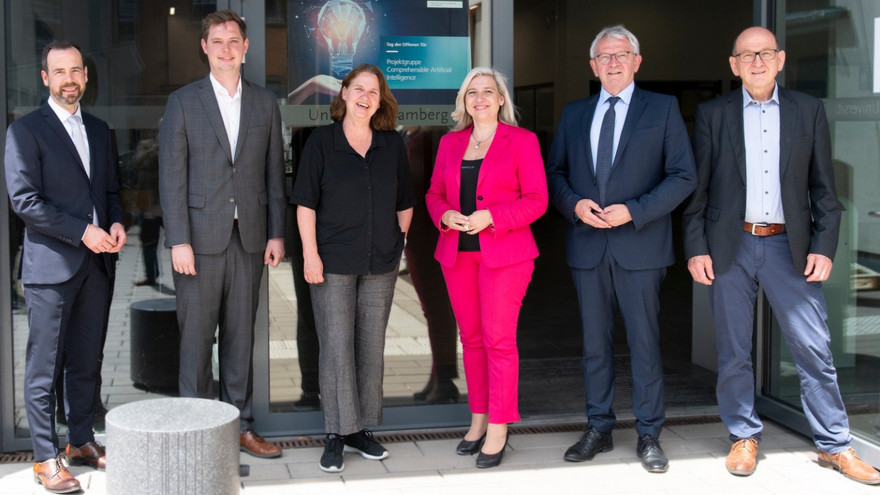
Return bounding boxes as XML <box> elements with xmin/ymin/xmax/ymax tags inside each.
<box><xmin>105</xmin><ymin>398</ymin><xmax>240</xmax><ymax>495</ymax></box>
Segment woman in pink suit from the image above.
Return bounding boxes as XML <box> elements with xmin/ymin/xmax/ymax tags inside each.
<box><xmin>426</xmin><ymin>68</ymin><xmax>548</xmax><ymax>468</ymax></box>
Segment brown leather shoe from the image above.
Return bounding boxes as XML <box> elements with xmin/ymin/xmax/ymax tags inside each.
<box><xmin>33</xmin><ymin>455</ymin><xmax>81</xmax><ymax>494</ymax></box>
<box><xmin>240</xmin><ymin>430</ymin><xmax>282</xmax><ymax>458</ymax></box>
<box><xmin>725</xmin><ymin>437</ymin><xmax>758</xmax><ymax>476</ymax></box>
<box><xmin>65</xmin><ymin>441</ymin><xmax>106</xmax><ymax>470</ymax></box>
<box><xmin>818</xmin><ymin>448</ymin><xmax>880</xmax><ymax>485</ymax></box>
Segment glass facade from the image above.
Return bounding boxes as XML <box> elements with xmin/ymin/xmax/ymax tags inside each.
<box><xmin>1</xmin><ymin>0</ymin><xmax>878</xmax><ymax>461</ymax></box>
<box><xmin>765</xmin><ymin>0</ymin><xmax>880</xmax><ymax>454</ymax></box>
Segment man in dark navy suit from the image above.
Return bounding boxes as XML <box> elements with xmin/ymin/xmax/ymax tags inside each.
<box><xmin>5</xmin><ymin>40</ymin><xmax>125</xmax><ymax>493</ymax></box>
<box><xmin>547</xmin><ymin>25</ymin><xmax>696</xmax><ymax>473</ymax></box>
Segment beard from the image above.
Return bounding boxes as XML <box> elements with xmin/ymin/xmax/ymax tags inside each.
<box><xmin>52</xmin><ymin>83</ymin><xmax>84</xmax><ymax>106</ymax></box>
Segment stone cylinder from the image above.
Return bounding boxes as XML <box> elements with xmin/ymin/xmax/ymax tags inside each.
<box><xmin>106</xmin><ymin>398</ymin><xmax>240</xmax><ymax>495</ymax></box>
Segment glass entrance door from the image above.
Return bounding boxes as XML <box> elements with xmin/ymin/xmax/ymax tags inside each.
<box><xmin>762</xmin><ymin>0</ymin><xmax>880</xmax><ymax>462</ymax></box>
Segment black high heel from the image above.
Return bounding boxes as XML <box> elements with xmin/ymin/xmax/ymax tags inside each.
<box><xmin>475</xmin><ymin>433</ymin><xmax>509</xmax><ymax>468</ymax></box>
<box><xmin>456</xmin><ymin>434</ymin><xmax>486</xmax><ymax>455</ymax></box>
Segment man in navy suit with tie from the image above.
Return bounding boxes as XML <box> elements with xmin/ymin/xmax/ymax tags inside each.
<box><xmin>5</xmin><ymin>40</ymin><xmax>126</xmax><ymax>493</ymax></box>
<box><xmin>547</xmin><ymin>25</ymin><xmax>696</xmax><ymax>473</ymax></box>
<box><xmin>683</xmin><ymin>26</ymin><xmax>880</xmax><ymax>484</ymax></box>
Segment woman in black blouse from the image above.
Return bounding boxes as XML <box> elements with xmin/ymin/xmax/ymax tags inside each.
<box><xmin>291</xmin><ymin>64</ymin><xmax>415</xmax><ymax>473</ymax></box>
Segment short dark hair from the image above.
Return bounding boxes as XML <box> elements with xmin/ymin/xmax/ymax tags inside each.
<box><xmin>41</xmin><ymin>40</ymin><xmax>82</xmax><ymax>72</ymax></box>
<box><xmin>330</xmin><ymin>64</ymin><xmax>399</xmax><ymax>131</ymax></box>
<box><xmin>201</xmin><ymin>9</ymin><xmax>247</xmax><ymax>41</ymax></box>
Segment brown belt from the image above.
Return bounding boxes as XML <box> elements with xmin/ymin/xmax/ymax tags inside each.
<box><xmin>743</xmin><ymin>222</ymin><xmax>785</xmax><ymax>236</ymax></box>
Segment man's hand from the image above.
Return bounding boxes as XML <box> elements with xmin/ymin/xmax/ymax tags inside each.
<box><xmin>574</xmin><ymin>199</ymin><xmax>611</xmax><ymax>228</ymax></box>
<box><xmin>596</xmin><ymin>204</ymin><xmax>632</xmax><ymax>227</ymax></box>
<box><xmin>805</xmin><ymin>253</ymin><xmax>833</xmax><ymax>282</ymax></box>
<box><xmin>107</xmin><ymin>222</ymin><xmax>127</xmax><ymax>253</ymax></box>
<box><xmin>172</xmin><ymin>244</ymin><xmax>197</xmax><ymax>275</ymax></box>
<box><xmin>264</xmin><ymin>238</ymin><xmax>285</xmax><ymax>267</ymax></box>
<box><xmin>688</xmin><ymin>255</ymin><xmax>715</xmax><ymax>285</ymax></box>
<box><xmin>82</xmin><ymin>224</ymin><xmax>118</xmax><ymax>253</ymax></box>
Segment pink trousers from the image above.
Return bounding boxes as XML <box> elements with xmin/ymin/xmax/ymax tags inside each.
<box><xmin>441</xmin><ymin>251</ymin><xmax>534</xmax><ymax>424</ymax></box>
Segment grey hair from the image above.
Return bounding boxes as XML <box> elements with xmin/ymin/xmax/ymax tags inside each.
<box><xmin>450</xmin><ymin>67</ymin><xmax>517</xmax><ymax>132</ymax></box>
<box><xmin>589</xmin><ymin>25</ymin><xmax>640</xmax><ymax>59</ymax></box>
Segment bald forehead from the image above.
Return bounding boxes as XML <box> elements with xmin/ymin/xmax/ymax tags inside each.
<box><xmin>734</xmin><ymin>27</ymin><xmax>778</xmax><ymax>53</ymax></box>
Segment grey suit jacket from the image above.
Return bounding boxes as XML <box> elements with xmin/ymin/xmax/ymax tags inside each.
<box><xmin>158</xmin><ymin>76</ymin><xmax>286</xmax><ymax>255</ymax></box>
<box><xmin>682</xmin><ymin>87</ymin><xmax>843</xmax><ymax>274</ymax></box>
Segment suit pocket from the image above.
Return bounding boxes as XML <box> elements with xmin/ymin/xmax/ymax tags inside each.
<box><xmin>188</xmin><ymin>194</ymin><xmax>206</xmax><ymax>208</ymax></box>
<box><xmin>707</xmin><ymin>206</ymin><xmax>720</xmax><ymax>222</ymax></box>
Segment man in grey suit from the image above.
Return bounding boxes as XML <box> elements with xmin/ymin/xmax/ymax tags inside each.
<box><xmin>159</xmin><ymin>9</ymin><xmax>286</xmax><ymax>458</ymax></box>
<box><xmin>682</xmin><ymin>26</ymin><xmax>879</xmax><ymax>484</ymax></box>
<box><xmin>5</xmin><ymin>40</ymin><xmax>125</xmax><ymax>492</ymax></box>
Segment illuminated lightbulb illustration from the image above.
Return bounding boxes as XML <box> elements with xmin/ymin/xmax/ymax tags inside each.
<box><xmin>318</xmin><ymin>0</ymin><xmax>367</xmax><ymax>79</ymax></box>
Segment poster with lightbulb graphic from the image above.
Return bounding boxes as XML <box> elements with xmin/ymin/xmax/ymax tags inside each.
<box><xmin>286</xmin><ymin>0</ymin><xmax>470</xmax><ymax>126</ymax></box>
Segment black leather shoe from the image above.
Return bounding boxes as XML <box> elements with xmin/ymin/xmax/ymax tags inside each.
<box><xmin>456</xmin><ymin>434</ymin><xmax>485</xmax><ymax>455</ymax></box>
<box><xmin>637</xmin><ymin>434</ymin><xmax>668</xmax><ymax>473</ymax></box>
<box><xmin>475</xmin><ymin>433</ymin><xmax>509</xmax><ymax>468</ymax></box>
<box><xmin>564</xmin><ymin>427</ymin><xmax>613</xmax><ymax>462</ymax></box>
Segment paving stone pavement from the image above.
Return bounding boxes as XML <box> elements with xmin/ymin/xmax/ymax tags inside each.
<box><xmin>2</xmin><ymin>420</ymin><xmax>879</xmax><ymax>494</ymax></box>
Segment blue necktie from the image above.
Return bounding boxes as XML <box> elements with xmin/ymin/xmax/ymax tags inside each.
<box><xmin>596</xmin><ymin>96</ymin><xmax>619</xmax><ymax>207</ymax></box>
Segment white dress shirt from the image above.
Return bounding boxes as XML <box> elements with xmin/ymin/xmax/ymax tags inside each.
<box><xmin>47</xmin><ymin>97</ymin><xmax>98</xmax><ymax>234</ymax></box>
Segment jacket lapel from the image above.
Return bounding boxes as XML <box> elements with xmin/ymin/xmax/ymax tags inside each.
<box><xmin>477</xmin><ymin>123</ymin><xmax>510</xmax><ymax>188</ymax></box>
<box><xmin>778</xmin><ymin>88</ymin><xmax>796</xmax><ymax>177</ymax></box>
<box><xmin>41</xmin><ymin>103</ymin><xmax>89</xmax><ymax>177</ymax></box>
<box><xmin>235</xmin><ymin>80</ymin><xmax>252</xmax><ymax>164</ymax></box>
<box><xmin>611</xmin><ymin>87</ymin><xmax>646</xmax><ymax>172</ymax></box>
<box><xmin>723</xmin><ymin>91</ymin><xmax>748</xmax><ymax>185</ymax></box>
<box><xmin>197</xmin><ymin>76</ymin><xmax>234</xmax><ymax>164</ymax></box>
<box><xmin>583</xmin><ymin>96</ymin><xmax>599</xmax><ymax>177</ymax></box>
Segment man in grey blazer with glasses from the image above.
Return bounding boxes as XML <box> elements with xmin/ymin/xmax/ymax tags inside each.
<box><xmin>159</xmin><ymin>9</ymin><xmax>286</xmax><ymax>459</ymax></box>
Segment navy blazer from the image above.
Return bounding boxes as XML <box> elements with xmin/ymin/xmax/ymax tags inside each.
<box><xmin>547</xmin><ymin>86</ymin><xmax>696</xmax><ymax>270</ymax></box>
<box><xmin>682</xmin><ymin>87</ymin><xmax>843</xmax><ymax>274</ymax></box>
<box><xmin>5</xmin><ymin>102</ymin><xmax>123</xmax><ymax>284</ymax></box>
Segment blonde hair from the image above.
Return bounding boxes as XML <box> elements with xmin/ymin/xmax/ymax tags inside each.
<box><xmin>451</xmin><ymin>67</ymin><xmax>517</xmax><ymax>132</ymax></box>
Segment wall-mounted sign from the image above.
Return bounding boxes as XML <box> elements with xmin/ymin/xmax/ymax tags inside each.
<box><xmin>286</xmin><ymin>0</ymin><xmax>470</xmax><ymax>126</ymax></box>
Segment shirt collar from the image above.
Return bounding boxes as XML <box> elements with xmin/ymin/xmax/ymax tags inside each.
<box><xmin>47</xmin><ymin>96</ymin><xmax>82</xmax><ymax>123</ymax></box>
<box><xmin>209</xmin><ymin>73</ymin><xmax>242</xmax><ymax>99</ymax></box>
<box><xmin>741</xmin><ymin>84</ymin><xmax>779</xmax><ymax>108</ymax></box>
<box><xmin>599</xmin><ymin>82</ymin><xmax>635</xmax><ymax>107</ymax></box>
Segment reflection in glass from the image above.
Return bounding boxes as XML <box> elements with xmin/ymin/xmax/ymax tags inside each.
<box><xmin>767</xmin><ymin>0</ymin><xmax>880</xmax><ymax>446</ymax></box>
<box><xmin>5</xmin><ymin>0</ymin><xmax>216</xmax><ymax>442</ymax></box>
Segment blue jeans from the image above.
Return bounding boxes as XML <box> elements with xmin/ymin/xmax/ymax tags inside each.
<box><xmin>711</xmin><ymin>232</ymin><xmax>851</xmax><ymax>453</ymax></box>
<box><xmin>310</xmin><ymin>271</ymin><xmax>397</xmax><ymax>434</ymax></box>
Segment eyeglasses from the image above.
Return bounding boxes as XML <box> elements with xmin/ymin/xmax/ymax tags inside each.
<box><xmin>733</xmin><ymin>49</ymin><xmax>779</xmax><ymax>63</ymax></box>
<box><xmin>593</xmin><ymin>51</ymin><xmax>633</xmax><ymax>65</ymax></box>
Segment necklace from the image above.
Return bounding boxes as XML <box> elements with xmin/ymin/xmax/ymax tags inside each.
<box><xmin>471</xmin><ymin>126</ymin><xmax>497</xmax><ymax>149</ymax></box>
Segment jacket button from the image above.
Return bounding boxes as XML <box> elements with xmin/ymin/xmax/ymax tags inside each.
<box><xmin>229</xmin><ymin>197</ymin><xmax>235</xmax><ymax>203</ymax></box>
<box><xmin>477</xmin><ymin>196</ymin><xmax>483</xmax><ymax>201</ymax></box>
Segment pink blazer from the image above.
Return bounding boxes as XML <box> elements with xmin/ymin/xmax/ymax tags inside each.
<box><xmin>426</xmin><ymin>122</ymin><xmax>548</xmax><ymax>268</ymax></box>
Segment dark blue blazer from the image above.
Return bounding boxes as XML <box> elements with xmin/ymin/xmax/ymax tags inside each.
<box><xmin>5</xmin><ymin>102</ymin><xmax>123</xmax><ymax>284</ymax></box>
<box><xmin>547</xmin><ymin>86</ymin><xmax>696</xmax><ymax>270</ymax></box>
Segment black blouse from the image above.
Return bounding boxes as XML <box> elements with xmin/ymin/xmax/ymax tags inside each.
<box><xmin>458</xmin><ymin>158</ymin><xmax>482</xmax><ymax>252</ymax></box>
<box><xmin>291</xmin><ymin>122</ymin><xmax>416</xmax><ymax>275</ymax></box>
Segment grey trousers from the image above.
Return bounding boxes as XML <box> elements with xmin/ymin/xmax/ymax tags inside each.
<box><xmin>310</xmin><ymin>271</ymin><xmax>397</xmax><ymax>435</ymax></box>
<box><xmin>174</xmin><ymin>228</ymin><xmax>263</xmax><ymax>431</ymax></box>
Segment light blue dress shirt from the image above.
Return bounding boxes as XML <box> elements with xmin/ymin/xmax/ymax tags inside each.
<box><xmin>590</xmin><ymin>82</ymin><xmax>635</xmax><ymax>172</ymax></box>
